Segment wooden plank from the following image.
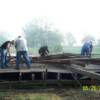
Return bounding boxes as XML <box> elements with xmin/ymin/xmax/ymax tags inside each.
<box><xmin>0</xmin><ymin>68</ymin><xmax>46</xmax><ymax>73</ymax></box>
<box><xmin>7</xmin><ymin>54</ymin><xmax>100</xmax><ymax>65</ymax></box>
<box><xmin>70</xmin><ymin>60</ymin><xmax>86</xmax><ymax>67</ymax></box>
<box><xmin>66</xmin><ymin>64</ymin><xmax>100</xmax><ymax>80</ymax></box>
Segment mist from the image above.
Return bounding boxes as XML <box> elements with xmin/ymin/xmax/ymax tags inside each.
<box><xmin>0</xmin><ymin>0</ymin><xmax>100</xmax><ymax>54</ymax></box>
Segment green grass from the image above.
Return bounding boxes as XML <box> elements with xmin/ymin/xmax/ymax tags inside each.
<box><xmin>0</xmin><ymin>89</ymin><xmax>100</xmax><ymax>100</ymax></box>
<box><xmin>28</xmin><ymin>46</ymin><xmax>100</xmax><ymax>55</ymax></box>
<box><xmin>11</xmin><ymin>46</ymin><xmax>100</xmax><ymax>58</ymax></box>
<box><xmin>0</xmin><ymin>91</ymin><xmax>61</xmax><ymax>100</ymax></box>
<box><xmin>63</xmin><ymin>46</ymin><xmax>100</xmax><ymax>54</ymax></box>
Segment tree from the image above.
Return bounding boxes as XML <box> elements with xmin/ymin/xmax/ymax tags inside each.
<box><xmin>82</xmin><ymin>35</ymin><xmax>95</xmax><ymax>43</ymax></box>
<box><xmin>23</xmin><ymin>18</ymin><xmax>64</xmax><ymax>53</ymax></box>
<box><xmin>0</xmin><ymin>32</ymin><xmax>7</xmax><ymax>45</ymax></box>
<box><xmin>96</xmin><ymin>39</ymin><xmax>100</xmax><ymax>46</ymax></box>
<box><xmin>65</xmin><ymin>32</ymin><xmax>76</xmax><ymax>46</ymax></box>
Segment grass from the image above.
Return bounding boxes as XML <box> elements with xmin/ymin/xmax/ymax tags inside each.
<box><xmin>63</xmin><ymin>46</ymin><xmax>100</xmax><ymax>54</ymax></box>
<box><xmin>0</xmin><ymin>88</ymin><xmax>100</xmax><ymax>100</ymax></box>
<box><xmin>28</xmin><ymin>46</ymin><xmax>100</xmax><ymax>54</ymax></box>
<box><xmin>11</xmin><ymin>46</ymin><xmax>100</xmax><ymax>57</ymax></box>
<box><xmin>27</xmin><ymin>46</ymin><xmax>100</xmax><ymax>58</ymax></box>
<box><xmin>0</xmin><ymin>91</ymin><xmax>61</xmax><ymax>100</ymax></box>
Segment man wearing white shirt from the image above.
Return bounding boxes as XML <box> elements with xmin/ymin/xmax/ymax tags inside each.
<box><xmin>15</xmin><ymin>36</ymin><xmax>31</xmax><ymax>69</ymax></box>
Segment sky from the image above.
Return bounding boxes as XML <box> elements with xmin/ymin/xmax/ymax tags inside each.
<box><xmin>0</xmin><ymin>0</ymin><xmax>100</xmax><ymax>45</ymax></box>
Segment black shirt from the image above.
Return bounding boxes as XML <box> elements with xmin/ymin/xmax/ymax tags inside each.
<box><xmin>39</xmin><ymin>46</ymin><xmax>49</xmax><ymax>56</ymax></box>
<box><xmin>0</xmin><ymin>41</ymin><xmax>11</xmax><ymax>49</ymax></box>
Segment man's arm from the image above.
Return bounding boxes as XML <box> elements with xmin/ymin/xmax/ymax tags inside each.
<box><xmin>7</xmin><ymin>43</ymin><xmax>11</xmax><ymax>57</ymax></box>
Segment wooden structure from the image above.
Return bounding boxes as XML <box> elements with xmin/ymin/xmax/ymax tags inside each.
<box><xmin>0</xmin><ymin>53</ymin><xmax>100</xmax><ymax>85</ymax></box>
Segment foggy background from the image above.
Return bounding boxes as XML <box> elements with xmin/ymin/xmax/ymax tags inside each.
<box><xmin>0</xmin><ymin>0</ymin><xmax>100</xmax><ymax>54</ymax></box>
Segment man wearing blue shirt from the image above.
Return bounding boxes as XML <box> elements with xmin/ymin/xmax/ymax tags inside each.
<box><xmin>81</xmin><ymin>41</ymin><xmax>93</xmax><ymax>57</ymax></box>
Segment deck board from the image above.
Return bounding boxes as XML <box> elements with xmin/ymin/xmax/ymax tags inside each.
<box><xmin>0</xmin><ymin>64</ymin><xmax>100</xmax><ymax>74</ymax></box>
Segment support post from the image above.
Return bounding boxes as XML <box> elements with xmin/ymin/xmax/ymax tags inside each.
<box><xmin>32</xmin><ymin>73</ymin><xmax>35</xmax><ymax>81</ymax></box>
<box><xmin>19</xmin><ymin>72</ymin><xmax>22</xmax><ymax>81</ymax></box>
<box><xmin>57</xmin><ymin>73</ymin><xmax>60</xmax><ymax>80</ymax></box>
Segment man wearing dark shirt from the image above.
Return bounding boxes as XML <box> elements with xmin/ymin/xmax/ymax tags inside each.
<box><xmin>0</xmin><ymin>41</ymin><xmax>12</xmax><ymax>68</ymax></box>
<box><xmin>38</xmin><ymin>46</ymin><xmax>49</xmax><ymax>57</ymax></box>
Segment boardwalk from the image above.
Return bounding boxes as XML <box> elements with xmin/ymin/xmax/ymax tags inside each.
<box><xmin>0</xmin><ymin>53</ymin><xmax>100</xmax><ymax>81</ymax></box>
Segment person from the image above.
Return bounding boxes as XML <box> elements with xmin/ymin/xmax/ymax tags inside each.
<box><xmin>38</xmin><ymin>46</ymin><xmax>49</xmax><ymax>57</ymax></box>
<box><xmin>88</xmin><ymin>41</ymin><xmax>93</xmax><ymax>57</ymax></box>
<box><xmin>0</xmin><ymin>41</ymin><xmax>13</xmax><ymax>68</ymax></box>
<box><xmin>15</xmin><ymin>36</ymin><xmax>31</xmax><ymax>69</ymax></box>
<box><xmin>81</xmin><ymin>41</ymin><xmax>93</xmax><ymax>57</ymax></box>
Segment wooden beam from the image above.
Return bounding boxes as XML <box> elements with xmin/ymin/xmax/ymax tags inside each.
<box><xmin>70</xmin><ymin>60</ymin><xmax>86</xmax><ymax>67</ymax></box>
<box><xmin>66</xmin><ymin>64</ymin><xmax>100</xmax><ymax>80</ymax></box>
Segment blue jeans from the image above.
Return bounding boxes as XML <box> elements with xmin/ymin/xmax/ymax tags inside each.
<box><xmin>81</xmin><ymin>48</ymin><xmax>89</xmax><ymax>56</ymax></box>
<box><xmin>16</xmin><ymin>51</ymin><xmax>31</xmax><ymax>69</ymax></box>
<box><xmin>0</xmin><ymin>48</ymin><xmax>8</xmax><ymax>69</ymax></box>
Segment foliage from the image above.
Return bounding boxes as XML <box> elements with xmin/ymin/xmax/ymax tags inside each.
<box><xmin>0</xmin><ymin>34</ymin><xmax>7</xmax><ymax>45</ymax></box>
<box><xmin>0</xmin><ymin>92</ymin><xmax>60</xmax><ymax>100</ymax></box>
<box><xmin>23</xmin><ymin>19</ymin><xmax>64</xmax><ymax>53</ymax></box>
<box><xmin>65</xmin><ymin>32</ymin><xmax>76</xmax><ymax>46</ymax></box>
<box><xmin>82</xmin><ymin>35</ymin><xmax>95</xmax><ymax>43</ymax></box>
<box><xmin>96</xmin><ymin>39</ymin><xmax>100</xmax><ymax>46</ymax></box>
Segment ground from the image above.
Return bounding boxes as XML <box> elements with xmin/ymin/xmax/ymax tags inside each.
<box><xmin>0</xmin><ymin>87</ymin><xmax>100</xmax><ymax>100</ymax></box>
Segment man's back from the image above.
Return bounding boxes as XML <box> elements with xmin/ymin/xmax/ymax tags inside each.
<box><xmin>82</xmin><ymin>42</ymin><xmax>90</xmax><ymax>51</ymax></box>
<box><xmin>0</xmin><ymin>41</ymin><xmax>11</xmax><ymax>49</ymax></box>
<box><xmin>15</xmin><ymin>36</ymin><xmax>31</xmax><ymax>69</ymax></box>
<box><xmin>39</xmin><ymin>46</ymin><xmax>49</xmax><ymax>57</ymax></box>
<box><xmin>15</xmin><ymin>36</ymin><xmax>28</xmax><ymax>51</ymax></box>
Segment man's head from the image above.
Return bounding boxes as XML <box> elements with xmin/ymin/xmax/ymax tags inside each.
<box><xmin>18</xmin><ymin>36</ymin><xmax>21</xmax><ymax>38</ymax></box>
<box><xmin>11</xmin><ymin>40</ymin><xmax>15</xmax><ymax>45</ymax></box>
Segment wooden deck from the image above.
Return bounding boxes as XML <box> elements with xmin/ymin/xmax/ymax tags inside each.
<box><xmin>0</xmin><ymin>53</ymin><xmax>100</xmax><ymax>81</ymax></box>
<box><xmin>0</xmin><ymin>63</ymin><xmax>100</xmax><ymax>73</ymax></box>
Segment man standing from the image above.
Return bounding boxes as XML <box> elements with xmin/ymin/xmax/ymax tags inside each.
<box><xmin>81</xmin><ymin>41</ymin><xmax>93</xmax><ymax>57</ymax></box>
<box><xmin>0</xmin><ymin>41</ymin><xmax>12</xmax><ymax>68</ymax></box>
<box><xmin>15</xmin><ymin>36</ymin><xmax>31</xmax><ymax>69</ymax></box>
